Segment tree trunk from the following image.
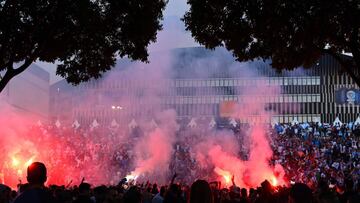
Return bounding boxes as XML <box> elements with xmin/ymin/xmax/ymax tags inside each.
<box><xmin>0</xmin><ymin>60</ymin><xmax>34</xmax><ymax>93</ymax></box>
<box><xmin>0</xmin><ymin>70</ymin><xmax>14</xmax><ymax>93</ymax></box>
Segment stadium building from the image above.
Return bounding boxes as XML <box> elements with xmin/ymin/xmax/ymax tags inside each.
<box><xmin>50</xmin><ymin>47</ymin><xmax>359</xmax><ymax>126</ymax></box>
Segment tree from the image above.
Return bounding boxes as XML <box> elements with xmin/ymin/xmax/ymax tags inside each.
<box><xmin>183</xmin><ymin>0</ymin><xmax>360</xmax><ymax>86</ymax></box>
<box><xmin>0</xmin><ymin>0</ymin><xmax>167</xmax><ymax>92</ymax></box>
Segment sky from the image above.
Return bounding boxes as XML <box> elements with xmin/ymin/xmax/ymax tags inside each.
<box><xmin>36</xmin><ymin>0</ymin><xmax>198</xmax><ymax>84</ymax></box>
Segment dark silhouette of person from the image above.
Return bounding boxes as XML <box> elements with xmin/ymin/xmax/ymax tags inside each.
<box><xmin>123</xmin><ymin>186</ymin><xmax>142</xmax><ymax>203</ymax></box>
<box><xmin>151</xmin><ymin>183</ymin><xmax>159</xmax><ymax>195</ymax></box>
<box><xmin>240</xmin><ymin>188</ymin><xmax>250</xmax><ymax>203</ymax></box>
<box><xmin>163</xmin><ymin>184</ymin><xmax>182</xmax><ymax>203</ymax></box>
<box><xmin>73</xmin><ymin>182</ymin><xmax>93</xmax><ymax>203</ymax></box>
<box><xmin>0</xmin><ymin>184</ymin><xmax>12</xmax><ymax>203</ymax></box>
<box><xmin>152</xmin><ymin>186</ymin><xmax>166</xmax><ymax>203</ymax></box>
<box><xmin>189</xmin><ymin>180</ymin><xmax>213</xmax><ymax>203</ymax></box>
<box><xmin>13</xmin><ymin>162</ymin><xmax>53</xmax><ymax>203</ymax></box>
<box><xmin>254</xmin><ymin>180</ymin><xmax>275</xmax><ymax>203</ymax></box>
<box><xmin>289</xmin><ymin>183</ymin><xmax>313</xmax><ymax>203</ymax></box>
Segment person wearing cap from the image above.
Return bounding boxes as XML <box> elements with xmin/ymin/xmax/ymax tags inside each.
<box><xmin>13</xmin><ymin>162</ymin><xmax>53</xmax><ymax>203</ymax></box>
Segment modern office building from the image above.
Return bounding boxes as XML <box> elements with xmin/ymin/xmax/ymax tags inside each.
<box><xmin>50</xmin><ymin>47</ymin><xmax>359</xmax><ymax>126</ymax></box>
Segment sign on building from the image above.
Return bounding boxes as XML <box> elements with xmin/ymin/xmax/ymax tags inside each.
<box><xmin>335</xmin><ymin>88</ymin><xmax>360</xmax><ymax>105</ymax></box>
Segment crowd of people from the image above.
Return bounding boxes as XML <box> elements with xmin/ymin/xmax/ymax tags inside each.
<box><xmin>0</xmin><ymin>120</ymin><xmax>360</xmax><ymax>203</ymax></box>
<box><xmin>271</xmin><ymin>122</ymin><xmax>360</xmax><ymax>190</ymax></box>
<box><xmin>0</xmin><ymin>161</ymin><xmax>359</xmax><ymax>203</ymax></box>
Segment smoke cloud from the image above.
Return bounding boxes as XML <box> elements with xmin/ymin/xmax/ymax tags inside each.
<box><xmin>1</xmin><ymin>12</ymin><xmax>289</xmax><ymax>188</ymax></box>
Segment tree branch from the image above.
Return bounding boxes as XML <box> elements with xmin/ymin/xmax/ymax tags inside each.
<box><xmin>322</xmin><ymin>49</ymin><xmax>360</xmax><ymax>87</ymax></box>
<box><xmin>0</xmin><ymin>57</ymin><xmax>36</xmax><ymax>92</ymax></box>
<box><xmin>349</xmin><ymin>28</ymin><xmax>360</xmax><ymax>80</ymax></box>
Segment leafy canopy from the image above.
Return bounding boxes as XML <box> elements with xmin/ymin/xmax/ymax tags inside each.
<box><xmin>0</xmin><ymin>0</ymin><xmax>167</xmax><ymax>91</ymax></box>
<box><xmin>184</xmin><ymin>0</ymin><xmax>360</xmax><ymax>85</ymax></box>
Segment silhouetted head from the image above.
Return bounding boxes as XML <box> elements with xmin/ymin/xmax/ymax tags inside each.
<box><xmin>241</xmin><ymin>188</ymin><xmax>247</xmax><ymax>198</ymax></box>
<box><xmin>261</xmin><ymin>180</ymin><xmax>272</xmax><ymax>193</ymax></box>
<box><xmin>79</xmin><ymin>182</ymin><xmax>91</xmax><ymax>195</ymax></box>
<box><xmin>190</xmin><ymin>179</ymin><xmax>213</xmax><ymax>203</ymax></box>
<box><xmin>123</xmin><ymin>186</ymin><xmax>142</xmax><ymax>203</ymax></box>
<box><xmin>26</xmin><ymin>162</ymin><xmax>47</xmax><ymax>185</ymax></box>
<box><xmin>289</xmin><ymin>183</ymin><xmax>313</xmax><ymax>203</ymax></box>
<box><xmin>160</xmin><ymin>186</ymin><xmax>166</xmax><ymax>197</ymax></box>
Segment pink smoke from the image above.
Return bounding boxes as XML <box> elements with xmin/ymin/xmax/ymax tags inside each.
<box><xmin>194</xmin><ymin>78</ymin><xmax>287</xmax><ymax>188</ymax></box>
<box><xmin>130</xmin><ymin>110</ymin><xmax>178</xmax><ymax>184</ymax></box>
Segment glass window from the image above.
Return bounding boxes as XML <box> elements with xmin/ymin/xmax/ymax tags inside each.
<box><xmin>301</xmin><ymin>78</ymin><xmax>306</xmax><ymax>85</ymax></box>
<box><xmin>284</xmin><ymin>116</ymin><xmax>289</xmax><ymax>123</ymax></box>
<box><xmin>311</xmin><ymin>78</ymin><xmax>316</xmax><ymax>85</ymax></box>
<box><xmin>279</xmin><ymin>116</ymin><xmax>284</xmax><ymax>123</ymax></box>
<box><xmin>271</xmin><ymin>78</ymin><xmax>276</xmax><ymax>85</ymax></box>
<box><xmin>271</xmin><ymin>78</ymin><xmax>275</xmax><ymax>85</ymax></box>
<box><xmin>284</xmin><ymin>78</ymin><xmax>288</xmax><ymax>85</ymax></box>
<box><xmin>298</xmin><ymin>116</ymin><xmax>303</xmax><ymax>123</ymax></box>
<box><xmin>224</xmin><ymin>79</ymin><xmax>229</xmax><ymax>86</ymax></box>
<box><xmin>243</xmin><ymin>79</ymin><xmax>248</xmax><ymax>86</ymax></box>
<box><xmin>219</xmin><ymin>79</ymin><xmax>224</xmax><ymax>86</ymax></box>
<box><xmin>229</xmin><ymin>80</ymin><xmax>234</xmax><ymax>86</ymax></box>
<box><xmin>279</xmin><ymin>78</ymin><xmax>284</xmax><ymax>85</ymax></box>
<box><xmin>307</xmin><ymin>95</ymin><xmax>311</xmax><ymax>102</ymax></box>
<box><xmin>186</xmin><ymin>81</ymin><xmax>191</xmax><ymax>88</ymax></box>
<box><xmin>180</xmin><ymin>97</ymin><xmax>185</xmax><ymax>104</ymax></box>
<box><xmin>293</xmin><ymin>78</ymin><xmax>298</xmax><ymax>85</ymax></box>
<box><xmin>192</xmin><ymin>80</ymin><xmax>197</xmax><ymax>87</ymax></box>
<box><xmin>288</xmin><ymin>78</ymin><xmax>293</xmax><ymax>85</ymax></box>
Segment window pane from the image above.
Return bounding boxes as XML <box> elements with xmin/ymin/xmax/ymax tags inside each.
<box><xmin>293</xmin><ymin>78</ymin><xmax>297</xmax><ymax>85</ymax></box>
<box><xmin>311</xmin><ymin>78</ymin><xmax>316</xmax><ymax>85</ymax></box>
<box><xmin>279</xmin><ymin>78</ymin><xmax>284</xmax><ymax>85</ymax></box>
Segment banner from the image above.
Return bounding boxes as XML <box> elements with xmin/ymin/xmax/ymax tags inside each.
<box><xmin>335</xmin><ymin>88</ymin><xmax>360</xmax><ymax>105</ymax></box>
<box><xmin>219</xmin><ymin>101</ymin><xmax>237</xmax><ymax>117</ymax></box>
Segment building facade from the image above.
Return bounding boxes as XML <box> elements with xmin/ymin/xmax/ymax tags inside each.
<box><xmin>1</xmin><ymin>64</ymin><xmax>50</xmax><ymax>118</ymax></box>
<box><xmin>50</xmin><ymin>47</ymin><xmax>359</xmax><ymax>125</ymax></box>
